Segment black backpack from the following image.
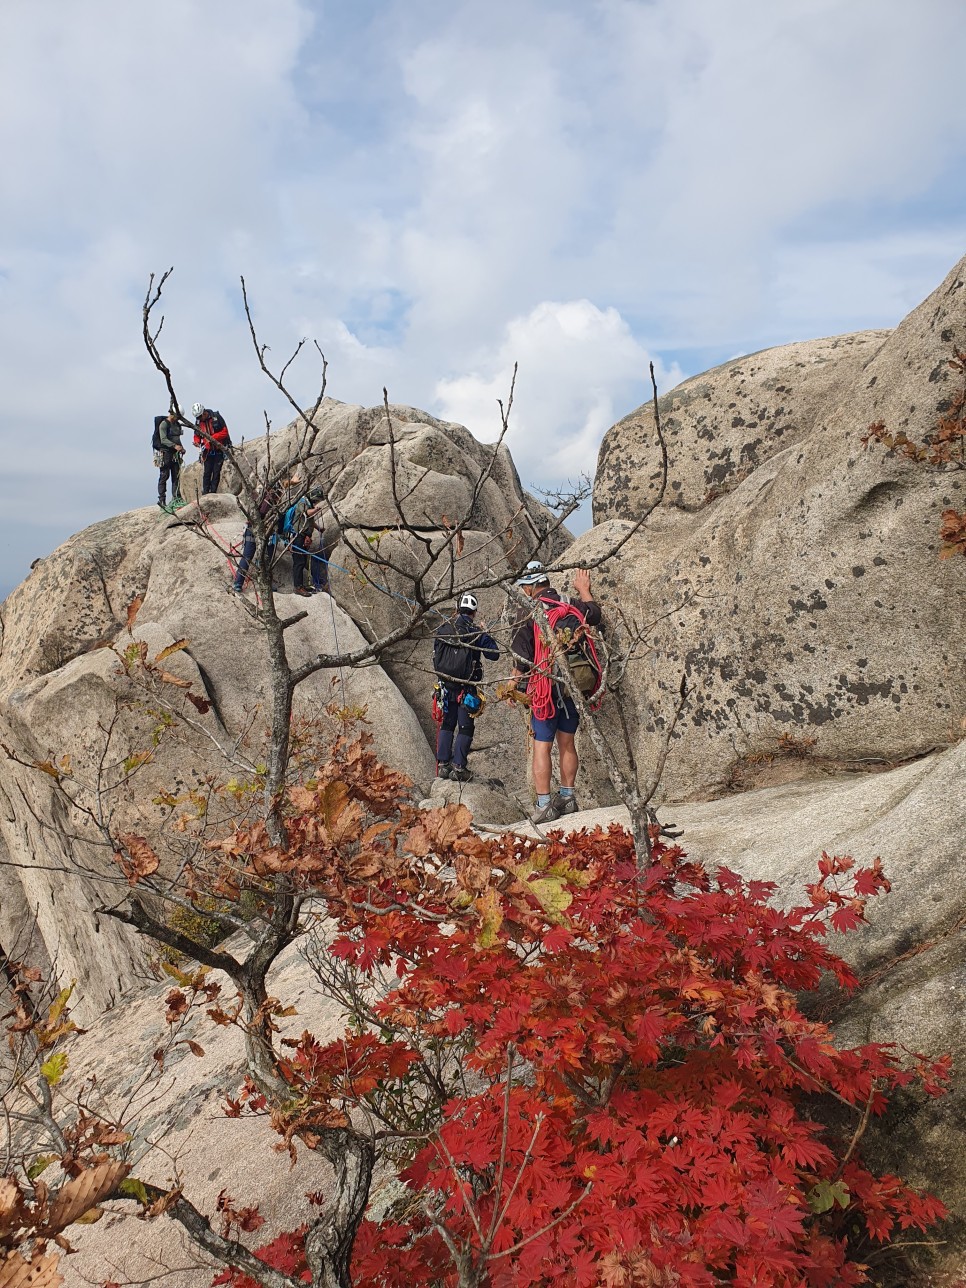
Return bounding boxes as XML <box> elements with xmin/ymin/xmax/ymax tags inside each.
<box><xmin>433</xmin><ymin>618</ymin><xmax>476</xmax><ymax>684</ymax></box>
<box><xmin>152</xmin><ymin>415</ymin><xmax>167</xmax><ymax>450</ymax></box>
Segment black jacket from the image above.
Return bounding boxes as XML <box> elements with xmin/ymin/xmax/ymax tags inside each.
<box><xmin>434</xmin><ymin>612</ymin><xmax>499</xmax><ymax>685</ymax></box>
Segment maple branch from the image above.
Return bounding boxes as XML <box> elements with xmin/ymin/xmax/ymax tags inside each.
<box><xmin>779</xmin><ymin>1052</ymin><xmax>866</xmax><ymax>1111</ymax></box>
<box><xmin>487</xmin><ymin>1180</ymin><xmax>593</xmax><ymax>1262</ymax></box>
<box><xmin>485</xmin><ymin>1046</ymin><xmax>516</xmax><ymax>1249</ymax></box>
<box><xmin>836</xmin><ymin>1082</ymin><xmax>877</xmax><ymax>1174</ymax></box>
<box><xmin>431</xmin><ymin>1131</ymin><xmax>485</xmax><ymax>1244</ymax></box>
<box><xmin>490</xmin><ymin>1112</ymin><xmax>544</xmax><ymax>1247</ymax></box>
<box><xmin>139</xmin><ymin>1184</ymin><xmax>300</xmax><ymax>1288</ymax></box>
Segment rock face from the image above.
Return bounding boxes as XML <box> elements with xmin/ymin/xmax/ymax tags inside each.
<box><xmin>0</xmin><ymin>403</ymin><xmax>567</xmax><ymax>1016</ymax></box>
<box><xmin>56</xmin><ymin>931</ymin><xmax>348</xmax><ymax>1288</ymax></box>
<box><xmin>582</xmin><ymin>259</ymin><xmax>966</xmax><ymax>803</ymax></box>
<box><xmin>594</xmin><ymin>330</ymin><xmax>891</xmax><ymax>523</ymax></box>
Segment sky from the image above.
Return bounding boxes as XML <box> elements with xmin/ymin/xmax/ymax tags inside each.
<box><xmin>2</xmin><ymin>0</ymin><xmax>966</xmax><ymax>600</ymax></box>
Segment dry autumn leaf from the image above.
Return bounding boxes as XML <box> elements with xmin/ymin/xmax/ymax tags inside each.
<box><xmin>125</xmin><ymin>595</ymin><xmax>143</xmax><ymax>631</ymax></box>
<box><xmin>406</xmin><ymin>804</ymin><xmax>473</xmax><ymax>858</ymax></box>
<box><xmin>114</xmin><ymin>834</ymin><xmax>160</xmax><ymax>885</ymax></box>
<box><xmin>0</xmin><ymin>1178</ymin><xmax>27</xmax><ymax>1239</ymax></box>
<box><xmin>157</xmin><ymin>669</ymin><xmax>191</xmax><ymax>689</ymax></box>
<box><xmin>0</xmin><ymin>1251</ymin><xmax>63</xmax><ymax>1288</ymax></box>
<box><xmin>318</xmin><ymin>779</ymin><xmax>349</xmax><ymax>832</ymax></box>
<box><xmin>44</xmin><ymin>1160</ymin><xmax>130</xmax><ymax>1235</ymax></box>
<box><xmin>145</xmin><ymin>1187</ymin><xmax>182</xmax><ymax>1218</ymax></box>
<box><xmin>154</xmin><ymin>639</ymin><xmax>189</xmax><ymax>662</ymax></box>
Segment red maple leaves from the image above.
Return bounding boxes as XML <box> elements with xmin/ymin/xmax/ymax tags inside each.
<box><xmin>205</xmin><ymin>739</ymin><xmax>948</xmax><ymax>1287</ymax></box>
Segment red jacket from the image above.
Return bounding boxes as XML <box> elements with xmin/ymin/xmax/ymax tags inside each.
<box><xmin>193</xmin><ymin>410</ymin><xmax>230</xmax><ymax>450</ymax></box>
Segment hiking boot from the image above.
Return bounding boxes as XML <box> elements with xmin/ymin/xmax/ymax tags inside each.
<box><xmin>293</xmin><ymin>586</ymin><xmax>312</xmax><ymax>597</ymax></box>
<box><xmin>437</xmin><ymin>762</ymin><xmax>453</xmax><ymax>779</ymax></box>
<box><xmin>450</xmin><ymin>765</ymin><xmax>472</xmax><ymax>783</ymax></box>
<box><xmin>552</xmin><ymin>792</ymin><xmax>579</xmax><ymax>815</ymax></box>
<box><xmin>531</xmin><ymin>799</ymin><xmax>561</xmax><ymax>825</ymax></box>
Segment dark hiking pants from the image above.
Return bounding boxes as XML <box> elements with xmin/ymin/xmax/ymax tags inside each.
<box><xmin>292</xmin><ymin>542</ymin><xmax>329</xmax><ymax>591</ymax></box>
<box><xmin>202</xmin><ymin>449</ymin><xmax>224</xmax><ymax>494</ymax></box>
<box><xmin>436</xmin><ymin>685</ymin><xmax>476</xmax><ymax>768</ymax></box>
<box><xmin>158</xmin><ymin>450</ymin><xmax>181</xmax><ymax>504</ymax></box>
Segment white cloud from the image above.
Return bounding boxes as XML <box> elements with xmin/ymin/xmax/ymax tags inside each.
<box><xmin>434</xmin><ymin>299</ymin><xmax>682</xmax><ymax>487</ymax></box>
<box><xmin>2</xmin><ymin>0</ymin><xmax>966</xmax><ymax>595</ymax></box>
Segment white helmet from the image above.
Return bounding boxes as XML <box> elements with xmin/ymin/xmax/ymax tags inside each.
<box><xmin>192</xmin><ymin>402</ymin><xmax>205</xmax><ymax>418</ymax></box>
<box><xmin>458</xmin><ymin>592</ymin><xmax>478</xmax><ymax>613</ymax></box>
<box><xmin>516</xmin><ymin>561</ymin><xmax>549</xmax><ymax>586</ymax></box>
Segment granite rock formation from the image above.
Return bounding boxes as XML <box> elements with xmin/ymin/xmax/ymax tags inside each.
<box><xmin>0</xmin><ymin>404</ymin><xmax>568</xmax><ymax>1016</ymax></box>
<box><xmin>581</xmin><ymin>258</ymin><xmax>966</xmax><ymax>804</ymax></box>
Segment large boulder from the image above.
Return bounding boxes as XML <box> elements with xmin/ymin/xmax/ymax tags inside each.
<box><xmin>215</xmin><ymin>399</ymin><xmax>573</xmax><ymax>806</ymax></box>
<box><xmin>581</xmin><ymin>259</ymin><xmax>966</xmax><ymax>803</ymax></box>
<box><xmin>214</xmin><ymin>399</ymin><xmax>569</xmax><ymax>561</ymax></box>
<box><xmin>0</xmin><ymin>497</ymin><xmax>434</xmax><ymax>1017</ymax></box>
<box><xmin>0</xmin><ymin>399</ymin><xmax>571</xmax><ymax>1013</ymax></box>
<box><xmin>594</xmin><ymin>330</ymin><xmax>890</xmax><ymax>523</ymax></box>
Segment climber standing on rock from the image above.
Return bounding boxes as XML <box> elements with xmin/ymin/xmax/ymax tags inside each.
<box><xmin>192</xmin><ymin>404</ymin><xmax>231</xmax><ymax>495</ymax></box>
<box><xmin>154</xmin><ymin>408</ymin><xmax>185</xmax><ymax>509</ymax></box>
<box><xmin>511</xmin><ymin>561</ymin><xmax>603</xmax><ymax>824</ymax></box>
<box><xmin>433</xmin><ymin>593</ymin><xmax>499</xmax><ymax>781</ymax></box>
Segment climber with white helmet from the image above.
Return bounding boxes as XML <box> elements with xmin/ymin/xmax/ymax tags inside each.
<box><xmin>192</xmin><ymin>403</ymin><xmax>231</xmax><ymax>494</ymax></box>
<box><xmin>432</xmin><ymin>591</ymin><xmax>499</xmax><ymax>781</ymax></box>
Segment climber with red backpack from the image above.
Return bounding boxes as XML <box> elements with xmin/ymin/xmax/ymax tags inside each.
<box><xmin>432</xmin><ymin>593</ymin><xmax>499</xmax><ymax>781</ymax></box>
<box><xmin>511</xmin><ymin>561</ymin><xmax>603</xmax><ymax>824</ymax></box>
<box><xmin>192</xmin><ymin>403</ymin><xmax>231</xmax><ymax>494</ymax></box>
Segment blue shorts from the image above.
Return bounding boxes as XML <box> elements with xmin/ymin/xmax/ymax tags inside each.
<box><xmin>531</xmin><ymin>694</ymin><xmax>580</xmax><ymax>742</ymax></box>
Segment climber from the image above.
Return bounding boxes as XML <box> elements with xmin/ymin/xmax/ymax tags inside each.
<box><xmin>192</xmin><ymin>404</ymin><xmax>231</xmax><ymax>494</ymax></box>
<box><xmin>284</xmin><ymin>486</ymin><xmax>330</xmax><ymax>598</ymax></box>
<box><xmin>154</xmin><ymin>408</ymin><xmax>185</xmax><ymax>509</ymax></box>
<box><xmin>433</xmin><ymin>592</ymin><xmax>499</xmax><ymax>781</ymax></box>
<box><xmin>294</xmin><ymin>487</ymin><xmax>331</xmax><ymax>595</ymax></box>
<box><xmin>231</xmin><ymin>477</ymin><xmax>290</xmax><ymax>594</ymax></box>
<box><xmin>511</xmin><ymin>561</ymin><xmax>602</xmax><ymax>824</ymax></box>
